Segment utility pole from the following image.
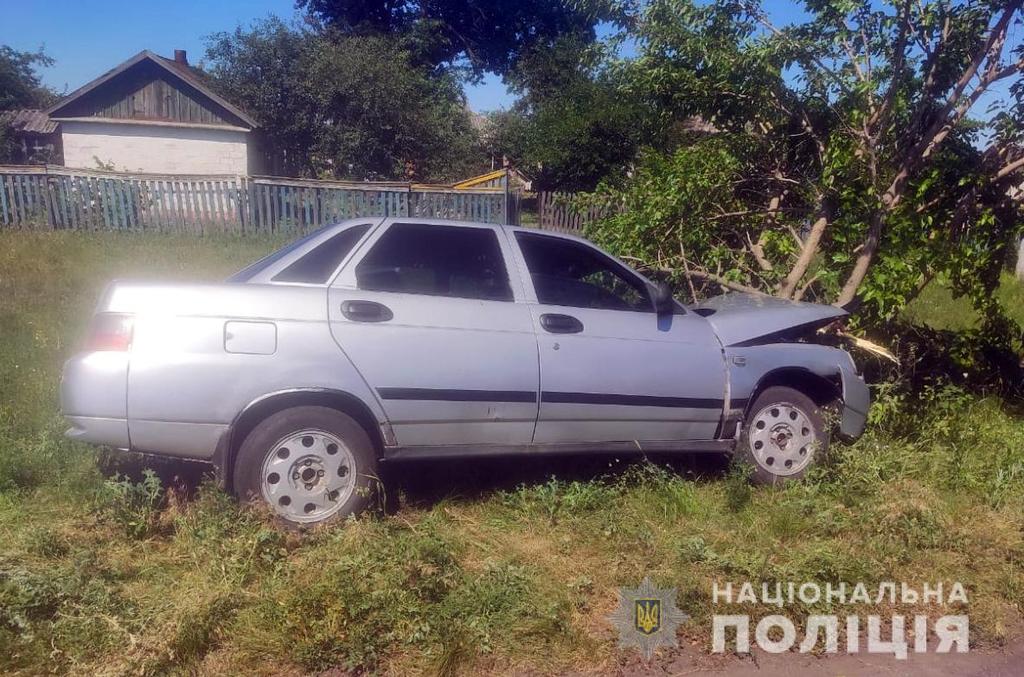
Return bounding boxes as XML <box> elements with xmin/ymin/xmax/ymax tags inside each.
<box><xmin>503</xmin><ymin>167</ymin><xmax>511</xmax><ymax>225</ymax></box>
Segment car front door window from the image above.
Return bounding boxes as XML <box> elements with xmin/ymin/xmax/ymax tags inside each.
<box><xmin>515</xmin><ymin>232</ymin><xmax>651</xmax><ymax>311</ymax></box>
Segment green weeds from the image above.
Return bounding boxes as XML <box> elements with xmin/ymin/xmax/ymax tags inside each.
<box><xmin>95</xmin><ymin>470</ymin><xmax>165</xmax><ymax>540</ymax></box>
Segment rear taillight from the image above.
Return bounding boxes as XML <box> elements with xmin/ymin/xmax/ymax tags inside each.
<box><xmin>85</xmin><ymin>313</ymin><xmax>134</xmax><ymax>352</ymax></box>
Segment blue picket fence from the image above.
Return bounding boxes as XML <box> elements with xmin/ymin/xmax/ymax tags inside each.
<box><xmin>0</xmin><ymin>166</ymin><xmax>513</xmax><ymax>233</ymax></box>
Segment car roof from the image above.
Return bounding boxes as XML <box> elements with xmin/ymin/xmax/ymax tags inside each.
<box><xmin>381</xmin><ymin>216</ymin><xmax>594</xmax><ymax>246</ymax></box>
<box><xmin>237</xmin><ymin>216</ymin><xmax>660</xmax><ymax>293</ymax></box>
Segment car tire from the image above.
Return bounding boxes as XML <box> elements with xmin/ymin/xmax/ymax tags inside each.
<box><xmin>233</xmin><ymin>406</ymin><xmax>380</xmax><ymax>528</ymax></box>
<box><xmin>738</xmin><ymin>386</ymin><xmax>829</xmax><ymax>485</ymax></box>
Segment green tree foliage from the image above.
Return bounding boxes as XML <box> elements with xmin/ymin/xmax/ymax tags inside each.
<box><xmin>579</xmin><ymin>0</ymin><xmax>1024</xmax><ymax>326</ymax></box>
<box><xmin>486</xmin><ymin>78</ymin><xmax>649</xmax><ymax>191</ymax></box>
<box><xmin>309</xmin><ymin>32</ymin><xmax>481</xmax><ymax>181</ymax></box>
<box><xmin>204</xmin><ymin>19</ymin><xmax>482</xmax><ymax>181</ymax></box>
<box><xmin>584</xmin><ymin>138</ymin><xmax>750</xmax><ymax>287</ymax></box>
<box><xmin>0</xmin><ymin>45</ymin><xmax>55</xmax><ymax>110</ymax></box>
<box><xmin>483</xmin><ymin>31</ymin><xmax>653</xmax><ymax>191</ymax></box>
<box><xmin>297</xmin><ymin>0</ymin><xmax>615</xmax><ymax>80</ymax></box>
<box><xmin>203</xmin><ymin>21</ymin><xmax>315</xmax><ymax>177</ymax></box>
<box><xmin>294</xmin><ymin>1</ymin><xmax>633</xmax><ymax>188</ymax></box>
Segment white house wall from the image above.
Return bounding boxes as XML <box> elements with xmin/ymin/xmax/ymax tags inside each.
<box><xmin>61</xmin><ymin>120</ymin><xmax>250</xmax><ymax>174</ymax></box>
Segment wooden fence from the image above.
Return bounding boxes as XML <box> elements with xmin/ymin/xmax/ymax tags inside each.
<box><xmin>537</xmin><ymin>190</ymin><xmax>610</xmax><ymax>233</ymax></box>
<box><xmin>0</xmin><ymin>165</ymin><xmax>513</xmax><ymax>233</ymax></box>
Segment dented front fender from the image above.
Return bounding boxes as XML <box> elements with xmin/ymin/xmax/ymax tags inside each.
<box><xmin>725</xmin><ymin>342</ymin><xmax>870</xmax><ymax>443</ymax></box>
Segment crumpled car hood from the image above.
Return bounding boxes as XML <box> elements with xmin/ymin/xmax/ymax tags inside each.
<box><xmin>694</xmin><ymin>293</ymin><xmax>847</xmax><ymax>346</ymax></box>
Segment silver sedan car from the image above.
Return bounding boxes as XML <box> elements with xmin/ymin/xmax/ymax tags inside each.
<box><xmin>62</xmin><ymin>218</ymin><xmax>869</xmax><ymax>526</ymax></box>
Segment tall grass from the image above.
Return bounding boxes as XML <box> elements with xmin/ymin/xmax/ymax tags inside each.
<box><xmin>901</xmin><ymin>272</ymin><xmax>1024</xmax><ymax>331</ymax></box>
<box><xmin>0</xmin><ymin>232</ymin><xmax>1022</xmax><ymax>675</ymax></box>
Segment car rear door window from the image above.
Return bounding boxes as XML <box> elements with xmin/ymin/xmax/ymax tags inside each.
<box><xmin>273</xmin><ymin>224</ymin><xmax>371</xmax><ymax>283</ymax></box>
<box><xmin>515</xmin><ymin>232</ymin><xmax>652</xmax><ymax>311</ymax></box>
<box><xmin>355</xmin><ymin>223</ymin><xmax>513</xmax><ymax>301</ymax></box>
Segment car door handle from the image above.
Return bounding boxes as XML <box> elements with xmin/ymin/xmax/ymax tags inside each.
<box><xmin>540</xmin><ymin>313</ymin><xmax>583</xmax><ymax>334</ymax></box>
<box><xmin>341</xmin><ymin>300</ymin><xmax>393</xmax><ymax>322</ymax></box>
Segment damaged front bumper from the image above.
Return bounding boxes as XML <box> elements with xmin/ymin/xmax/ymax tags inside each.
<box><xmin>837</xmin><ymin>363</ymin><xmax>869</xmax><ymax>441</ymax></box>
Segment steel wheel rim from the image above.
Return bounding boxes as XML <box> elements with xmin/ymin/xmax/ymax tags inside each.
<box><xmin>260</xmin><ymin>428</ymin><xmax>357</xmax><ymax>523</ymax></box>
<box><xmin>748</xmin><ymin>402</ymin><xmax>817</xmax><ymax>476</ymax></box>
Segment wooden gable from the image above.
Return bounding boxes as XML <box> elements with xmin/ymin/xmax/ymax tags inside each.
<box><xmin>47</xmin><ymin>51</ymin><xmax>257</xmax><ymax>130</ymax></box>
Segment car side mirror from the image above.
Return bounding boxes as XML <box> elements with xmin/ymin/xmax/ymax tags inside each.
<box><xmin>652</xmin><ymin>282</ymin><xmax>675</xmax><ymax>315</ymax></box>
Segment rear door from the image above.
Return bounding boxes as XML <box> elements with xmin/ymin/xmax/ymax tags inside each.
<box><xmin>328</xmin><ymin>220</ymin><xmax>538</xmax><ymax>447</ymax></box>
<box><xmin>510</xmin><ymin>230</ymin><xmax>726</xmax><ymax>444</ymax></box>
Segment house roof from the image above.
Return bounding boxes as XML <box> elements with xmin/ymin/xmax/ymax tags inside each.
<box><xmin>453</xmin><ymin>169</ymin><xmax>507</xmax><ymax>189</ymax></box>
<box><xmin>1</xmin><ymin>109</ymin><xmax>57</xmax><ymax>134</ymax></box>
<box><xmin>45</xmin><ymin>50</ymin><xmax>258</xmax><ymax>129</ymax></box>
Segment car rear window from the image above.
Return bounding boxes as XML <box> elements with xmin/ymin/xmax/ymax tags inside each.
<box><xmin>272</xmin><ymin>224</ymin><xmax>371</xmax><ymax>283</ymax></box>
<box><xmin>355</xmin><ymin>223</ymin><xmax>513</xmax><ymax>301</ymax></box>
<box><xmin>226</xmin><ymin>227</ymin><xmax>329</xmax><ymax>283</ymax></box>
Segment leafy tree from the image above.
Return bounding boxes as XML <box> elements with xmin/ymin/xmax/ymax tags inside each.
<box><xmin>297</xmin><ymin>0</ymin><xmax>618</xmax><ymax>80</ymax></box>
<box><xmin>580</xmin><ymin>0</ymin><xmax>1024</xmax><ymax>324</ymax></box>
<box><xmin>486</xmin><ymin>78</ymin><xmax>650</xmax><ymax>191</ymax></box>
<box><xmin>308</xmin><ymin>33</ymin><xmax>481</xmax><ymax>181</ymax></box>
<box><xmin>483</xmin><ymin>33</ymin><xmax>654</xmax><ymax>191</ymax></box>
<box><xmin>203</xmin><ymin>19</ymin><xmax>482</xmax><ymax>181</ymax></box>
<box><xmin>0</xmin><ymin>45</ymin><xmax>56</xmax><ymax>110</ymax></box>
<box><xmin>204</xmin><ymin>20</ymin><xmax>317</xmax><ymax>177</ymax></box>
<box><xmin>504</xmin><ymin>31</ymin><xmax>607</xmax><ymax>105</ymax></box>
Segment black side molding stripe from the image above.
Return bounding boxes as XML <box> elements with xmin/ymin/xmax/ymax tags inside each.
<box><xmin>378</xmin><ymin>387</ymin><xmax>537</xmax><ymax>403</ymax></box>
<box><xmin>542</xmin><ymin>391</ymin><xmax>723</xmax><ymax>409</ymax></box>
<box><xmin>377</xmin><ymin>387</ymin><xmax>724</xmax><ymax>409</ymax></box>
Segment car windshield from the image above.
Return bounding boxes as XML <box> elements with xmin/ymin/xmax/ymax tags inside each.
<box><xmin>226</xmin><ymin>225</ymin><xmax>338</xmax><ymax>283</ymax></box>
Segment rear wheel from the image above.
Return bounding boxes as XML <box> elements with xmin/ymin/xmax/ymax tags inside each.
<box><xmin>233</xmin><ymin>406</ymin><xmax>380</xmax><ymax>527</ymax></box>
<box><xmin>739</xmin><ymin>386</ymin><xmax>828</xmax><ymax>485</ymax></box>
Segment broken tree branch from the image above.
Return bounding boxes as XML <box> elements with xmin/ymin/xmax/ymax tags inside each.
<box><xmin>997</xmin><ymin>155</ymin><xmax>1024</xmax><ymax>180</ymax></box>
<box><xmin>679</xmin><ymin>242</ymin><xmax>698</xmax><ymax>303</ymax></box>
<box><xmin>747</xmin><ymin>232</ymin><xmax>774</xmax><ymax>272</ymax></box>
<box><xmin>795</xmin><ymin>270</ymin><xmax>822</xmax><ymax>301</ymax></box>
<box><xmin>684</xmin><ymin>268</ymin><xmax>769</xmax><ymax>296</ymax></box>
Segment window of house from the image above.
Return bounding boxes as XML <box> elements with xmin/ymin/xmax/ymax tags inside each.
<box><xmin>355</xmin><ymin>223</ymin><xmax>513</xmax><ymax>301</ymax></box>
<box><xmin>272</xmin><ymin>224</ymin><xmax>371</xmax><ymax>283</ymax></box>
<box><xmin>515</xmin><ymin>232</ymin><xmax>652</xmax><ymax>311</ymax></box>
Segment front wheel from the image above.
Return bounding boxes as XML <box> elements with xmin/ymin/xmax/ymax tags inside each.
<box><xmin>233</xmin><ymin>406</ymin><xmax>380</xmax><ymax>527</ymax></box>
<box><xmin>738</xmin><ymin>386</ymin><xmax>829</xmax><ymax>485</ymax></box>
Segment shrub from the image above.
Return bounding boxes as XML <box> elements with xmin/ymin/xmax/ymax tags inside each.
<box><xmin>95</xmin><ymin>470</ymin><xmax>165</xmax><ymax>540</ymax></box>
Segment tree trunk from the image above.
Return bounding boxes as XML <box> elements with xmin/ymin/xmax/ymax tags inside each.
<box><xmin>778</xmin><ymin>201</ymin><xmax>831</xmax><ymax>299</ymax></box>
<box><xmin>1017</xmin><ymin>237</ymin><xmax>1024</xmax><ymax>281</ymax></box>
<box><xmin>836</xmin><ymin>210</ymin><xmax>885</xmax><ymax>307</ymax></box>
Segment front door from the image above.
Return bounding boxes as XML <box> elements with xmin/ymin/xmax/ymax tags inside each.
<box><xmin>510</xmin><ymin>230</ymin><xmax>726</xmax><ymax>444</ymax></box>
<box><xmin>328</xmin><ymin>220</ymin><xmax>538</xmax><ymax>447</ymax></box>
